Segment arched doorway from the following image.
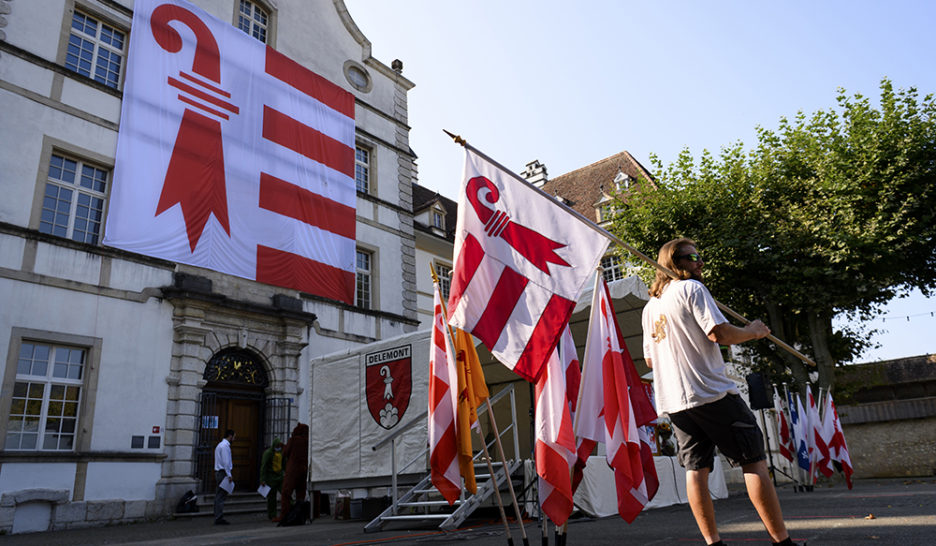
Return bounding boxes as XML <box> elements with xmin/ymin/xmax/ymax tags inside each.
<box><xmin>194</xmin><ymin>348</ymin><xmax>269</xmax><ymax>493</ymax></box>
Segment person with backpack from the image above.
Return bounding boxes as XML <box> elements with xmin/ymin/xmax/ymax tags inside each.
<box><xmin>259</xmin><ymin>437</ymin><xmax>284</xmax><ymax>520</ymax></box>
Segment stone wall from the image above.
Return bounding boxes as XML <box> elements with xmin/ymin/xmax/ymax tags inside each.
<box><xmin>0</xmin><ymin>489</ymin><xmax>157</xmax><ymax>535</ymax></box>
<box><xmin>841</xmin><ymin>416</ymin><xmax>936</xmax><ymax>478</ymax></box>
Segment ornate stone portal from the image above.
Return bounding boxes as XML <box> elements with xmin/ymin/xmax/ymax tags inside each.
<box><xmin>152</xmin><ymin>273</ymin><xmax>313</xmax><ymax>514</ymax></box>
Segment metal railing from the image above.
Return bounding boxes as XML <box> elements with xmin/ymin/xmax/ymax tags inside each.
<box><xmin>371</xmin><ymin>383</ymin><xmax>519</xmax><ymax>512</ymax></box>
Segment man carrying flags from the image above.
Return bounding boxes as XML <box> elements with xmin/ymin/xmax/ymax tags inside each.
<box><xmin>641</xmin><ymin>238</ymin><xmax>799</xmax><ymax>546</ymax></box>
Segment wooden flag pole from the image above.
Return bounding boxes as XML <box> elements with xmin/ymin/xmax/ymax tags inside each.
<box><xmin>484</xmin><ymin>395</ymin><xmax>531</xmax><ymax>546</ymax></box>
<box><xmin>432</xmin><ymin>266</ymin><xmax>517</xmax><ymax>546</ymax></box>
<box><xmin>443</xmin><ymin>129</ymin><xmax>816</xmax><ymax>369</ymax></box>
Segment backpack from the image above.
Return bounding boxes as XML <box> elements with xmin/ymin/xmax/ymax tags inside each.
<box><xmin>278</xmin><ymin>500</ymin><xmax>311</xmax><ymax>526</ymax></box>
<box><xmin>175</xmin><ymin>490</ymin><xmax>198</xmax><ymax>513</ymax></box>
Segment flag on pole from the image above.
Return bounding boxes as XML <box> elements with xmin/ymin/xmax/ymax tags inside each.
<box><xmin>429</xmin><ymin>282</ymin><xmax>461</xmax><ymax>504</ymax></box>
<box><xmin>811</xmin><ymin>388</ymin><xmax>834</xmax><ymax>479</ymax></box>
<box><xmin>454</xmin><ymin>328</ymin><xmax>489</xmax><ymax>494</ymax></box>
<box><xmin>789</xmin><ymin>390</ymin><xmax>811</xmax><ymax>472</ymax></box>
<box><xmin>534</xmin><ymin>326</ymin><xmax>578</xmax><ymax>525</ymax></box>
<box><xmin>447</xmin><ymin>148</ymin><xmax>609</xmax><ymax>382</ymax></box>
<box><xmin>825</xmin><ymin>392</ymin><xmax>854</xmax><ymax>489</ymax></box>
<box><xmin>574</xmin><ymin>277</ymin><xmax>648</xmax><ymax>523</ymax></box>
<box><xmin>620</xmin><ymin>331</ymin><xmax>659</xmax><ymax>503</ymax></box>
<box><xmin>806</xmin><ymin>386</ymin><xmax>823</xmax><ymax>482</ymax></box>
<box><xmin>774</xmin><ymin>387</ymin><xmax>794</xmax><ymax>462</ymax></box>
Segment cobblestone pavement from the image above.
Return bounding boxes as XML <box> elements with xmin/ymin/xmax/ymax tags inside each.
<box><xmin>3</xmin><ymin>478</ymin><xmax>934</xmax><ymax>545</ymax></box>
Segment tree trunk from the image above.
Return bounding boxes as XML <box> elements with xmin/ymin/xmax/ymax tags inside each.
<box><xmin>807</xmin><ymin>310</ymin><xmax>836</xmax><ymax>392</ymax></box>
<box><xmin>764</xmin><ymin>301</ymin><xmax>807</xmax><ymax>386</ymax></box>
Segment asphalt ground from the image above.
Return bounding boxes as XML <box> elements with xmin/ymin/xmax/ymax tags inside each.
<box><xmin>3</xmin><ymin>478</ymin><xmax>934</xmax><ymax>545</ymax></box>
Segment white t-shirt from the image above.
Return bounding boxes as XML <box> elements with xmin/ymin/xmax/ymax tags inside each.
<box><xmin>641</xmin><ymin>279</ymin><xmax>738</xmax><ymax>414</ymax></box>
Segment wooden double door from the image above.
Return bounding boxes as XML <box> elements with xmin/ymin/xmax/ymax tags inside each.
<box><xmin>214</xmin><ymin>396</ymin><xmax>261</xmax><ymax>489</ymax></box>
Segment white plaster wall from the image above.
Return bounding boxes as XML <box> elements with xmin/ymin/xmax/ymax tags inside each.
<box><xmin>84</xmin><ymin>462</ymin><xmax>162</xmax><ymax>500</ymax></box>
<box><xmin>0</xmin><ymin>267</ymin><xmax>173</xmax><ymax>452</ymax></box>
<box><xmin>33</xmin><ymin>242</ymin><xmax>102</xmax><ymax>285</ymax></box>
<box><xmin>355</xmin><ymin>222</ymin><xmax>406</xmax><ymax>317</ymax></box>
<box><xmin>2</xmin><ymin>0</ymin><xmax>68</xmax><ymax>62</ymax></box>
<box><xmin>107</xmin><ymin>259</ymin><xmax>173</xmax><ymax>293</ymax></box>
<box><xmin>59</xmin><ymin>78</ymin><xmax>123</xmax><ymax>123</ymax></box>
<box><xmin>344</xmin><ymin>309</ymin><xmax>376</xmax><ymax>339</ymax></box>
<box><xmin>0</xmin><ymin>90</ymin><xmax>119</xmax><ymax>228</ymax></box>
<box><xmin>0</xmin><ymin>462</ymin><xmax>77</xmax><ymax>493</ymax></box>
<box><xmin>0</xmin><ymin>234</ymin><xmax>26</xmax><ymax>270</ymax></box>
<box><xmin>0</xmin><ymin>90</ymin><xmax>50</xmax><ymax>227</ymax></box>
<box><xmin>414</xmin><ymin>245</ymin><xmax>435</xmax><ymax>324</ymax></box>
<box><xmin>0</xmin><ymin>54</ymin><xmax>55</xmax><ymax>96</ymax></box>
<box><xmin>88</xmin><ymin>296</ymin><xmax>173</xmax><ymax>451</ymax></box>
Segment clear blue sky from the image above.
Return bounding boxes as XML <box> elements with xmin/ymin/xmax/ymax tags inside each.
<box><xmin>344</xmin><ymin>0</ymin><xmax>936</xmax><ymax>362</ymax></box>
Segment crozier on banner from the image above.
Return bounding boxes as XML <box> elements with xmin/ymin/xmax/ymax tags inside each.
<box><xmin>104</xmin><ymin>0</ymin><xmax>357</xmax><ymax>303</ymax></box>
<box><xmin>365</xmin><ymin>345</ymin><xmax>412</xmax><ymax>430</ymax></box>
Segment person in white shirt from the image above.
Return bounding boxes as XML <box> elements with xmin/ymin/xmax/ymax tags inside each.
<box><xmin>642</xmin><ymin>238</ymin><xmax>799</xmax><ymax>546</ymax></box>
<box><xmin>213</xmin><ymin>429</ymin><xmax>235</xmax><ymax>525</ymax></box>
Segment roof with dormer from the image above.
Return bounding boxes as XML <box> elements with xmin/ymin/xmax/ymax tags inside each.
<box><xmin>539</xmin><ymin>151</ymin><xmax>657</xmax><ymax>221</ymax></box>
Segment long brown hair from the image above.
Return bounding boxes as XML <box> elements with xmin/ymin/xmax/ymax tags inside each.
<box><xmin>648</xmin><ymin>238</ymin><xmax>695</xmax><ymax>298</ymax></box>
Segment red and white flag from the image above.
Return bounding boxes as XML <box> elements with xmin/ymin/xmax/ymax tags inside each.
<box><xmin>814</xmin><ymin>389</ymin><xmax>835</xmax><ymax>479</ymax></box>
<box><xmin>447</xmin><ymin>149</ymin><xmax>609</xmax><ymax>382</ymax></box>
<box><xmin>574</xmin><ymin>277</ymin><xmax>648</xmax><ymax>523</ymax></box>
<box><xmin>806</xmin><ymin>387</ymin><xmax>823</xmax><ymax>482</ymax></box>
<box><xmin>774</xmin><ymin>387</ymin><xmax>795</xmax><ymax>462</ymax></box>
<box><xmin>428</xmin><ymin>282</ymin><xmax>461</xmax><ymax>504</ymax></box>
<box><xmin>534</xmin><ymin>326</ymin><xmax>579</xmax><ymax>525</ymax></box>
<box><xmin>825</xmin><ymin>392</ymin><xmax>854</xmax><ymax>489</ymax></box>
<box><xmin>105</xmin><ymin>0</ymin><xmax>357</xmax><ymax>303</ymax></box>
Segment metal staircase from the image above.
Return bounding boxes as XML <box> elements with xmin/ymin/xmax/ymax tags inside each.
<box><xmin>364</xmin><ymin>385</ymin><xmax>523</xmax><ymax>533</ymax></box>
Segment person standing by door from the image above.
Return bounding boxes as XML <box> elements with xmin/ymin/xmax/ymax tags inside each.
<box><xmin>213</xmin><ymin>429</ymin><xmax>236</xmax><ymax>525</ymax></box>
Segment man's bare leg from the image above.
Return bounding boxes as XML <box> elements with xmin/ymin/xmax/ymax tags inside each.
<box><xmin>686</xmin><ymin>468</ymin><xmax>720</xmax><ymax>544</ymax></box>
<box><xmin>742</xmin><ymin>460</ymin><xmax>790</xmax><ymax>542</ymax></box>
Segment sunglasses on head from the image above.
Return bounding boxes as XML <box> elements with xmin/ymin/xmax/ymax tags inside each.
<box><xmin>676</xmin><ymin>253</ymin><xmax>703</xmax><ymax>263</ymax></box>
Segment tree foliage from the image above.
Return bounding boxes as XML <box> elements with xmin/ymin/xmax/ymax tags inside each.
<box><xmin>611</xmin><ymin>79</ymin><xmax>936</xmax><ymax>391</ymax></box>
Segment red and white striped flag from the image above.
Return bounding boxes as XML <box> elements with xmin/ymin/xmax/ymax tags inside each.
<box><xmin>574</xmin><ymin>277</ymin><xmax>648</xmax><ymax>523</ymax></box>
<box><xmin>106</xmin><ymin>0</ymin><xmax>356</xmax><ymax>302</ymax></box>
<box><xmin>447</xmin><ymin>149</ymin><xmax>609</xmax><ymax>382</ymax></box>
<box><xmin>774</xmin><ymin>387</ymin><xmax>794</xmax><ymax>462</ymax></box>
<box><xmin>825</xmin><ymin>392</ymin><xmax>854</xmax><ymax>489</ymax></box>
<box><xmin>534</xmin><ymin>326</ymin><xmax>578</xmax><ymax>525</ymax></box>
<box><xmin>428</xmin><ymin>282</ymin><xmax>461</xmax><ymax>504</ymax></box>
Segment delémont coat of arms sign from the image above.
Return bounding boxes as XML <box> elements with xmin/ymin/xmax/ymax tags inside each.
<box><xmin>365</xmin><ymin>345</ymin><xmax>412</xmax><ymax>429</ymax></box>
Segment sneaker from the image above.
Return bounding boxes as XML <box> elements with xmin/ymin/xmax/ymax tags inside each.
<box><xmin>214</xmin><ymin>518</ymin><xmax>230</xmax><ymax>525</ymax></box>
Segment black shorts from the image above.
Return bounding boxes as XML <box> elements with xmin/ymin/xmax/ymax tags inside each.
<box><xmin>668</xmin><ymin>393</ymin><xmax>766</xmax><ymax>471</ymax></box>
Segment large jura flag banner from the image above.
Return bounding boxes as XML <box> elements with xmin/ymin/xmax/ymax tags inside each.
<box><xmin>447</xmin><ymin>149</ymin><xmax>609</xmax><ymax>381</ymax></box>
<box><xmin>104</xmin><ymin>0</ymin><xmax>356</xmax><ymax>302</ymax></box>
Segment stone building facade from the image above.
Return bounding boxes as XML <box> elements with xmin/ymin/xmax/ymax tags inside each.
<box><xmin>0</xmin><ymin>0</ymin><xmax>417</xmax><ymax>533</ymax></box>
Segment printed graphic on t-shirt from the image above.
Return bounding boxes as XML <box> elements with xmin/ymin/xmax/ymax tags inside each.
<box><xmin>652</xmin><ymin>315</ymin><xmax>667</xmax><ymax>343</ymax></box>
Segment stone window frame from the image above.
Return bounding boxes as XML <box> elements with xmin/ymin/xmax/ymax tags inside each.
<box><xmin>56</xmin><ymin>2</ymin><xmax>130</xmax><ymax>90</ymax></box>
<box><xmin>355</xmin><ymin>245</ymin><xmax>378</xmax><ymax>310</ymax></box>
<box><xmin>601</xmin><ymin>254</ymin><xmax>626</xmax><ymax>283</ymax></box>
<box><xmin>434</xmin><ymin>261</ymin><xmax>452</xmax><ymax>302</ymax></box>
<box><xmin>343</xmin><ymin>60</ymin><xmax>373</xmax><ymax>93</ymax></box>
<box><xmin>233</xmin><ymin>0</ymin><xmax>278</xmax><ymax>47</ymax></box>
<box><xmin>0</xmin><ymin>328</ymin><xmax>102</xmax><ymax>453</ymax></box>
<box><xmin>355</xmin><ymin>142</ymin><xmax>375</xmax><ymax>196</ymax></box>
<box><xmin>28</xmin><ymin>136</ymin><xmax>115</xmax><ymax>247</ymax></box>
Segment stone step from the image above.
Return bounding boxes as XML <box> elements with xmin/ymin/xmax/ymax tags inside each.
<box><xmin>173</xmin><ymin>492</ymin><xmax>271</xmax><ymax>519</ymax></box>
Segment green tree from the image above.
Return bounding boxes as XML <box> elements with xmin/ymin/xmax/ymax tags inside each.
<box><xmin>612</xmin><ymin>79</ymin><xmax>936</xmax><ymax>391</ymax></box>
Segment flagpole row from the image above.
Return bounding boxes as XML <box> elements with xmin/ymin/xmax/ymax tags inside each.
<box><xmin>443</xmin><ymin>130</ymin><xmax>816</xmax><ymax>368</ymax></box>
<box><xmin>431</xmin><ymin>264</ymin><xmax>526</xmax><ymax>546</ymax></box>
